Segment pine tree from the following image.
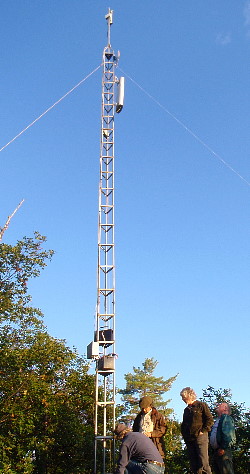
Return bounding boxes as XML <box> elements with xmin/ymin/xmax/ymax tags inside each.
<box><xmin>118</xmin><ymin>357</ymin><xmax>178</xmax><ymax>422</ymax></box>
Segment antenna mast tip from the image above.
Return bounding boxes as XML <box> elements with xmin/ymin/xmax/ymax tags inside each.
<box><xmin>105</xmin><ymin>8</ymin><xmax>114</xmax><ymax>25</ymax></box>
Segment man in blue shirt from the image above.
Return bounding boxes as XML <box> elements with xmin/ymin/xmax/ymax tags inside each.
<box><xmin>210</xmin><ymin>402</ymin><xmax>236</xmax><ymax>474</ymax></box>
<box><xmin>114</xmin><ymin>423</ymin><xmax>165</xmax><ymax>473</ymax></box>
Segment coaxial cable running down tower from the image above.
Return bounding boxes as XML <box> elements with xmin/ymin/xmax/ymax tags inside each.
<box><xmin>87</xmin><ymin>9</ymin><xmax>124</xmax><ymax>474</ymax></box>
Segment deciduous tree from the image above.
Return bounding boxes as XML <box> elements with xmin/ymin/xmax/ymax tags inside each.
<box><xmin>0</xmin><ymin>232</ymin><xmax>95</xmax><ymax>473</ymax></box>
<box><xmin>0</xmin><ymin>231</ymin><xmax>53</xmax><ymax>328</ymax></box>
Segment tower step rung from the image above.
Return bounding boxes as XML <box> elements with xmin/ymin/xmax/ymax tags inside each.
<box><xmin>97</xmin><ymin>401</ymin><xmax>115</xmax><ymax>406</ymax></box>
<box><xmin>99</xmin><ymin>245</ymin><xmax>114</xmax><ymax>252</ymax></box>
<box><xmin>99</xmin><ymin>289</ymin><xmax>114</xmax><ymax>297</ymax></box>
<box><xmin>98</xmin><ymin>313</ymin><xmax>114</xmax><ymax>317</ymax></box>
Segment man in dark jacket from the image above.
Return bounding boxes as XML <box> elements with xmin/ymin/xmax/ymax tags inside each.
<box><xmin>114</xmin><ymin>423</ymin><xmax>165</xmax><ymax>473</ymax></box>
<box><xmin>132</xmin><ymin>395</ymin><xmax>166</xmax><ymax>459</ymax></box>
<box><xmin>210</xmin><ymin>402</ymin><xmax>236</xmax><ymax>473</ymax></box>
<box><xmin>180</xmin><ymin>387</ymin><xmax>214</xmax><ymax>474</ymax></box>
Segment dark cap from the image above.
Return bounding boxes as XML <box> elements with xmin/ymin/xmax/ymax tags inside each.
<box><xmin>113</xmin><ymin>423</ymin><xmax>127</xmax><ymax>436</ymax></box>
<box><xmin>139</xmin><ymin>396</ymin><xmax>153</xmax><ymax>409</ymax></box>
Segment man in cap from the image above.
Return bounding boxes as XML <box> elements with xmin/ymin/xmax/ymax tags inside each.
<box><xmin>132</xmin><ymin>396</ymin><xmax>166</xmax><ymax>459</ymax></box>
<box><xmin>114</xmin><ymin>423</ymin><xmax>165</xmax><ymax>473</ymax></box>
<box><xmin>210</xmin><ymin>402</ymin><xmax>236</xmax><ymax>474</ymax></box>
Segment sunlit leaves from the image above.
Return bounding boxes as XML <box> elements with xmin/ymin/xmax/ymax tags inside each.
<box><xmin>0</xmin><ymin>231</ymin><xmax>54</xmax><ymax>327</ymax></box>
<box><xmin>0</xmin><ymin>233</ymin><xmax>95</xmax><ymax>473</ymax></box>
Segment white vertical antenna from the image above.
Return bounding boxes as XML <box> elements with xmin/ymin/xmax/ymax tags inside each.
<box><xmin>105</xmin><ymin>8</ymin><xmax>113</xmax><ymax>47</ymax></box>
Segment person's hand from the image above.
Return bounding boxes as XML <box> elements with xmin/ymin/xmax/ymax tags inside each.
<box><xmin>217</xmin><ymin>449</ymin><xmax>225</xmax><ymax>456</ymax></box>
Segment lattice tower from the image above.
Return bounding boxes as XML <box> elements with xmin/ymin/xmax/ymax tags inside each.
<box><xmin>87</xmin><ymin>9</ymin><xmax>124</xmax><ymax>474</ymax></box>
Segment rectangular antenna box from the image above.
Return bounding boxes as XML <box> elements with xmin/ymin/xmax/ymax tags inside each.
<box><xmin>87</xmin><ymin>341</ymin><xmax>99</xmax><ymax>359</ymax></box>
<box><xmin>98</xmin><ymin>355</ymin><xmax>115</xmax><ymax>371</ymax></box>
<box><xmin>94</xmin><ymin>329</ymin><xmax>114</xmax><ymax>346</ymax></box>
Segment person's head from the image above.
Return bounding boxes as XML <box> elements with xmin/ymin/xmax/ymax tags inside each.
<box><xmin>113</xmin><ymin>423</ymin><xmax>131</xmax><ymax>440</ymax></box>
<box><xmin>139</xmin><ymin>396</ymin><xmax>153</xmax><ymax>414</ymax></box>
<box><xmin>216</xmin><ymin>402</ymin><xmax>231</xmax><ymax>416</ymax></box>
<box><xmin>180</xmin><ymin>387</ymin><xmax>197</xmax><ymax>404</ymax></box>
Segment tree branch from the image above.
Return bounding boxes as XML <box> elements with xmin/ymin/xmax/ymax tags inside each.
<box><xmin>0</xmin><ymin>199</ymin><xmax>24</xmax><ymax>242</ymax></box>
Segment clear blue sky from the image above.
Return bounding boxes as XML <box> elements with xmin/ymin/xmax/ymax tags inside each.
<box><xmin>1</xmin><ymin>1</ymin><xmax>249</xmax><ymax>421</ymax></box>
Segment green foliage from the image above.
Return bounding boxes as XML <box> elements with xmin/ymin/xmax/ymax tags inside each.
<box><xmin>0</xmin><ymin>233</ymin><xmax>95</xmax><ymax>473</ymax></box>
<box><xmin>0</xmin><ymin>231</ymin><xmax>54</xmax><ymax>327</ymax></box>
<box><xmin>202</xmin><ymin>386</ymin><xmax>250</xmax><ymax>474</ymax></box>
<box><xmin>0</xmin><ymin>329</ymin><xmax>95</xmax><ymax>473</ymax></box>
<box><xmin>164</xmin><ymin>419</ymin><xmax>189</xmax><ymax>473</ymax></box>
<box><xmin>118</xmin><ymin>357</ymin><xmax>178</xmax><ymax>421</ymax></box>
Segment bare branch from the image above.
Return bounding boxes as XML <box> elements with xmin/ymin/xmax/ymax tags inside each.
<box><xmin>0</xmin><ymin>199</ymin><xmax>25</xmax><ymax>242</ymax></box>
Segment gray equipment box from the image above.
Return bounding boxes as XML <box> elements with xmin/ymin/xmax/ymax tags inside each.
<box><xmin>94</xmin><ymin>329</ymin><xmax>114</xmax><ymax>346</ymax></box>
<box><xmin>87</xmin><ymin>341</ymin><xmax>99</xmax><ymax>359</ymax></box>
<box><xmin>98</xmin><ymin>355</ymin><xmax>115</xmax><ymax>372</ymax></box>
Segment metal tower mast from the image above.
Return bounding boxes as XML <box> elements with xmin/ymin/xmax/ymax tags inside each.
<box><xmin>87</xmin><ymin>9</ymin><xmax>124</xmax><ymax>474</ymax></box>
